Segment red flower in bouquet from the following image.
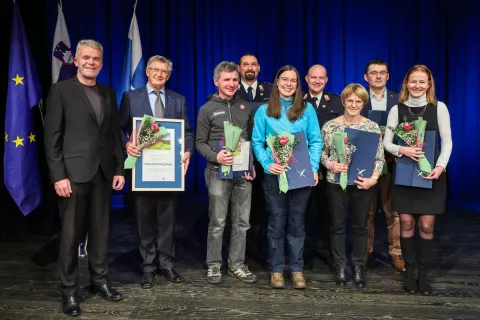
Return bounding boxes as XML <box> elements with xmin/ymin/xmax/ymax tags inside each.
<box><xmin>279</xmin><ymin>136</ymin><xmax>289</xmax><ymax>146</ymax></box>
<box><xmin>151</xmin><ymin>123</ymin><xmax>160</xmax><ymax>132</ymax></box>
<box><xmin>344</xmin><ymin>137</ymin><xmax>350</xmax><ymax>144</ymax></box>
<box><xmin>403</xmin><ymin>122</ymin><xmax>412</xmax><ymax>131</ymax></box>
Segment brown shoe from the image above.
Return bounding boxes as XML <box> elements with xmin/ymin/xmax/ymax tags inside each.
<box><xmin>291</xmin><ymin>272</ymin><xmax>307</xmax><ymax>289</ymax></box>
<box><xmin>271</xmin><ymin>272</ymin><xmax>285</xmax><ymax>289</ymax></box>
<box><xmin>392</xmin><ymin>255</ymin><xmax>406</xmax><ymax>272</ymax></box>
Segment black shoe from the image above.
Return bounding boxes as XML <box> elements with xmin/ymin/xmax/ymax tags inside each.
<box><xmin>94</xmin><ymin>283</ymin><xmax>123</xmax><ymax>301</ymax></box>
<box><xmin>353</xmin><ymin>265</ymin><xmax>366</xmax><ymax>288</ymax></box>
<box><xmin>141</xmin><ymin>272</ymin><xmax>157</xmax><ymax>289</ymax></box>
<box><xmin>62</xmin><ymin>295</ymin><xmax>81</xmax><ymax>317</ymax></box>
<box><xmin>335</xmin><ymin>268</ymin><xmax>347</xmax><ymax>286</ymax></box>
<box><xmin>161</xmin><ymin>268</ymin><xmax>183</xmax><ymax>283</ymax></box>
<box><xmin>417</xmin><ymin>270</ymin><xmax>432</xmax><ymax>295</ymax></box>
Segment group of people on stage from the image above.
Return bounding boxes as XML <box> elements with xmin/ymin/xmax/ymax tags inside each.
<box><xmin>43</xmin><ymin>39</ymin><xmax>452</xmax><ymax>317</ymax></box>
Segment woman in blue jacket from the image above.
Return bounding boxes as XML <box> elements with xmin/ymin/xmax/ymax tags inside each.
<box><xmin>252</xmin><ymin>65</ymin><xmax>322</xmax><ymax>289</ymax></box>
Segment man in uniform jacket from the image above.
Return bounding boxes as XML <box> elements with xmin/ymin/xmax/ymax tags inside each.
<box><xmin>303</xmin><ymin>64</ymin><xmax>343</xmax><ymax>267</ymax></box>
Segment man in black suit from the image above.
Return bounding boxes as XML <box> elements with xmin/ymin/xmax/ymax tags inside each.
<box><xmin>119</xmin><ymin>55</ymin><xmax>194</xmax><ymax>289</ymax></box>
<box><xmin>303</xmin><ymin>64</ymin><xmax>343</xmax><ymax>267</ymax></box>
<box><xmin>361</xmin><ymin>59</ymin><xmax>404</xmax><ymax>272</ymax></box>
<box><xmin>44</xmin><ymin>39</ymin><xmax>125</xmax><ymax>317</ymax></box>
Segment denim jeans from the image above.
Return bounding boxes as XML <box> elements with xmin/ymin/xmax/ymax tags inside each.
<box><xmin>263</xmin><ymin>174</ymin><xmax>311</xmax><ymax>272</ymax></box>
<box><xmin>205</xmin><ymin>168</ymin><xmax>252</xmax><ymax>269</ymax></box>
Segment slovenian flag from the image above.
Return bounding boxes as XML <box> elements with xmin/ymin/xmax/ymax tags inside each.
<box><xmin>52</xmin><ymin>3</ymin><xmax>76</xmax><ymax>84</ymax></box>
<box><xmin>117</xmin><ymin>7</ymin><xmax>147</xmax><ymax>104</ymax></box>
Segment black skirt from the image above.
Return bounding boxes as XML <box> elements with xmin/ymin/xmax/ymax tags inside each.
<box><xmin>390</xmin><ymin>163</ymin><xmax>447</xmax><ymax>215</ymax></box>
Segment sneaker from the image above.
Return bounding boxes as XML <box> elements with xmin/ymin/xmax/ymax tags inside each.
<box><xmin>207</xmin><ymin>266</ymin><xmax>222</xmax><ymax>285</ymax></box>
<box><xmin>227</xmin><ymin>265</ymin><xmax>257</xmax><ymax>283</ymax></box>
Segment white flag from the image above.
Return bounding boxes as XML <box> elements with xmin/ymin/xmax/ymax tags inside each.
<box><xmin>52</xmin><ymin>3</ymin><xmax>75</xmax><ymax>84</ymax></box>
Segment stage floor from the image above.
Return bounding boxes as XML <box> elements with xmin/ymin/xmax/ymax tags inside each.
<box><xmin>1</xmin><ymin>205</ymin><xmax>479</xmax><ymax>319</ymax></box>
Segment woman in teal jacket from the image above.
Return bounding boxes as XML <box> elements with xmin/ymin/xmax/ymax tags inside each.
<box><xmin>252</xmin><ymin>65</ymin><xmax>322</xmax><ymax>289</ymax></box>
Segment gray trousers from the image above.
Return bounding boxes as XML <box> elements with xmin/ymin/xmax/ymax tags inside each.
<box><xmin>205</xmin><ymin>168</ymin><xmax>252</xmax><ymax>269</ymax></box>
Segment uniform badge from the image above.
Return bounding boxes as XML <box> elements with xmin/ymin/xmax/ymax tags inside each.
<box><xmin>322</xmin><ymin>105</ymin><xmax>326</xmax><ymax>109</ymax></box>
<box><xmin>324</xmin><ymin>95</ymin><xmax>330</xmax><ymax>101</ymax></box>
<box><xmin>240</xmin><ymin>104</ymin><xmax>245</xmax><ymax>110</ymax></box>
<box><xmin>259</xmin><ymin>84</ymin><xmax>264</xmax><ymax>91</ymax></box>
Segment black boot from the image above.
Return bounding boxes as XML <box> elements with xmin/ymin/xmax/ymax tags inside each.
<box><xmin>353</xmin><ymin>265</ymin><xmax>366</xmax><ymax>288</ymax></box>
<box><xmin>417</xmin><ymin>237</ymin><xmax>433</xmax><ymax>295</ymax></box>
<box><xmin>335</xmin><ymin>268</ymin><xmax>347</xmax><ymax>286</ymax></box>
<box><xmin>400</xmin><ymin>237</ymin><xmax>417</xmax><ymax>293</ymax></box>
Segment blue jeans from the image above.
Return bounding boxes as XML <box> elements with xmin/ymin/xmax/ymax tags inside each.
<box><xmin>263</xmin><ymin>174</ymin><xmax>311</xmax><ymax>272</ymax></box>
<box><xmin>205</xmin><ymin>168</ymin><xmax>252</xmax><ymax>269</ymax></box>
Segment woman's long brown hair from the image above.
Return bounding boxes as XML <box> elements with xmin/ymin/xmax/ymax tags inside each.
<box><xmin>267</xmin><ymin>65</ymin><xmax>306</xmax><ymax>122</ymax></box>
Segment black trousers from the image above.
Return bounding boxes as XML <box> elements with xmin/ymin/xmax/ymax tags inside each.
<box><xmin>327</xmin><ymin>182</ymin><xmax>374</xmax><ymax>269</ymax></box>
<box><xmin>58</xmin><ymin>170</ymin><xmax>112</xmax><ymax>296</ymax></box>
<box><xmin>133</xmin><ymin>192</ymin><xmax>177</xmax><ymax>273</ymax></box>
<box><xmin>305</xmin><ymin>176</ymin><xmax>331</xmax><ymax>259</ymax></box>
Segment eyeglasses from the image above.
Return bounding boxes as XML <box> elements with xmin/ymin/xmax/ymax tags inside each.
<box><xmin>148</xmin><ymin>68</ymin><xmax>169</xmax><ymax>75</ymax></box>
<box><xmin>279</xmin><ymin>77</ymin><xmax>297</xmax><ymax>84</ymax></box>
<box><xmin>367</xmin><ymin>71</ymin><xmax>388</xmax><ymax>77</ymax></box>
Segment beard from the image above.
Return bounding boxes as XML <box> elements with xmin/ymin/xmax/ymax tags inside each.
<box><xmin>244</xmin><ymin>71</ymin><xmax>256</xmax><ymax>81</ymax></box>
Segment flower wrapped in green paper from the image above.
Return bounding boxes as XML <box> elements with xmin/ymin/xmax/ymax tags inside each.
<box><xmin>333</xmin><ymin>132</ymin><xmax>357</xmax><ymax>190</ymax></box>
<box><xmin>221</xmin><ymin>121</ymin><xmax>243</xmax><ymax>176</ymax></box>
<box><xmin>388</xmin><ymin>116</ymin><xmax>432</xmax><ymax>175</ymax></box>
<box><xmin>266</xmin><ymin>131</ymin><xmax>300</xmax><ymax>193</ymax></box>
<box><xmin>124</xmin><ymin>114</ymin><xmax>169</xmax><ymax>169</ymax></box>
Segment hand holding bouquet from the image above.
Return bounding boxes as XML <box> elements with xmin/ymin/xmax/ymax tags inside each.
<box><xmin>124</xmin><ymin>115</ymin><xmax>168</xmax><ymax>169</ymax></box>
<box><xmin>388</xmin><ymin>116</ymin><xmax>432</xmax><ymax>175</ymax></box>
<box><xmin>266</xmin><ymin>131</ymin><xmax>300</xmax><ymax>193</ymax></box>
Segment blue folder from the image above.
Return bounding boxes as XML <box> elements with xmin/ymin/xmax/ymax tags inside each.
<box><xmin>334</xmin><ymin>128</ymin><xmax>381</xmax><ymax>185</ymax></box>
<box><xmin>217</xmin><ymin>140</ymin><xmax>254</xmax><ymax>180</ymax></box>
<box><xmin>283</xmin><ymin>131</ymin><xmax>315</xmax><ymax>190</ymax></box>
<box><xmin>394</xmin><ymin>131</ymin><xmax>435</xmax><ymax>189</ymax></box>
<box><xmin>368</xmin><ymin>110</ymin><xmax>388</xmax><ymax>126</ymax></box>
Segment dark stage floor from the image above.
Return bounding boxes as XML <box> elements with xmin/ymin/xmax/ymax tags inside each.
<box><xmin>1</xmin><ymin>203</ymin><xmax>479</xmax><ymax>319</ymax></box>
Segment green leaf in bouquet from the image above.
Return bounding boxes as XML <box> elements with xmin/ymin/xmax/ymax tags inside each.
<box><xmin>124</xmin><ymin>155</ymin><xmax>138</xmax><ymax>169</ymax></box>
<box><xmin>333</xmin><ymin>132</ymin><xmax>348</xmax><ymax>190</ymax></box>
<box><xmin>279</xmin><ymin>172</ymin><xmax>289</xmax><ymax>193</ymax></box>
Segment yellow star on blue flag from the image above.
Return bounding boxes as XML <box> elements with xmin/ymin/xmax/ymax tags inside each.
<box><xmin>12</xmin><ymin>74</ymin><xmax>24</xmax><ymax>86</ymax></box>
<box><xmin>28</xmin><ymin>132</ymin><xmax>35</xmax><ymax>143</ymax></box>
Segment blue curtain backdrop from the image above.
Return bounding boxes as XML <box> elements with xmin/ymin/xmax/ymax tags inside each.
<box><xmin>2</xmin><ymin>0</ymin><xmax>478</xmax><ymax>211</ymax></box>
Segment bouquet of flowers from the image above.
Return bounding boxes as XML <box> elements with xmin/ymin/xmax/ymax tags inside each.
<box><xmin>388</xmin><ymin>116</ymin><xmax>432</xmax><ymax>175</ymax></box>
<box><xmin>220</xmin><ymin>121</ymin><xmax>243</xmax><ymax>176</ymax></box>
<box><xmin>124</xmin><ymin>114</ymin><xmax>169</xmax><ymax>169</ymax></box>
<box><xmin>266</xmin><ymin>131</ymin><xmax>300</xmax><ymax>193</ymax></box>
<box><xmin>333</xmin><ymin>132</ymin><xmax>357</xmax><ymax>190</ymax></box>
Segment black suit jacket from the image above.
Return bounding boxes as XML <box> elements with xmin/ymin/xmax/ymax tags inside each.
<box><xmin>237</xmin><ymin>81</ymin><xmax>272</xmax><ymax>102</ymax></box>
<box><xmin>118</xmin><ymin>87</ymin><xmax>195</xmax><ymax>154</ymax></box>
<box><xmin>303</xmin><ymin>92</ymin><xmax>343</xmax><ymax>129</ymax></box>
<box><xmin>44</xmin><ymin>77</ymin><xmax>124</xmax><ymax>183</ymax></box>
<box><xmin>361</xmin><ymin>88</ymin><xmax>399</xmax><ymax>117</ymax></box>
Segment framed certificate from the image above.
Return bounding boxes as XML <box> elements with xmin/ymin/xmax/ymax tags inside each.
<box><xmin>131</xmin><ymin>117</ymin><xmax>185</xmax><ymax>191</ymax></box>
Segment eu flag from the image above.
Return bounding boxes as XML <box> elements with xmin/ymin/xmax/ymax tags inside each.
<box><xmin>4</xmin><ymin>3</ymin><xmax>42</xmax><ymax>216</ymax></box>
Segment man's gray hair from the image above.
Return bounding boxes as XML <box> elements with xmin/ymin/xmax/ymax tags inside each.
<box><xmin>75</xmin><ymin>39</ymin><xmax>103</xmax><ymax>57</ymax></box>
<box><xmin>213</xmin><ymin>61</ymin><xmax>238</xmax><ymax>80</ymax></box>
<box><xmin>147</xmin><ymin>55</ymin><xmax>173</xmax><ymax>72</ymax></box>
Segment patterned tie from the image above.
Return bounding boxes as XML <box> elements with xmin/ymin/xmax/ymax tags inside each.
<box><xmin>154</xmin><ymin>91</ymin><xmax>164</xmax><ymax>118</ymax></box>
<box><xmin>247</xmin><ymin>86</ymin><xmax>254</xmax><ymax>102</ymax></box>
